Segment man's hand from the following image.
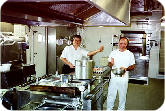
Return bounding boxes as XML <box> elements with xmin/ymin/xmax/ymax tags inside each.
<box><xmin>120</xmin><ymin>67</ymin><xmax>127</xmax><ymax>72</ymax></box>
<box><xmin>120</xmin><ymin>67</ymin><xmax>127</xmax><ymax>77</ymax></box>
<box><xmin>98</xmin><ymin>45</ymin><xmax>104</xmax><ymax>52</ymax></box>
<box><xmin>60</xmin><ymin>57</ymin><xmax>75</xmax><ymax>68</ymax></box>
<box><xmin>87</xmin><ymin>45</ymin><xmax>104</xmax><ymax>56</ymax></box>
<box><xmin>125</xmin><ymin>64</ymin><xmax>135</xmax><ymax>71</ymax></box>
<box><xmin>69</xmin><ymin>63</ymin><xmax>75</xmax><ymax>68</ymax></box>
<box><xmin>108</xmin><ymin>58</ymin><xmax>114</xmax><ymax>68</ymax></box>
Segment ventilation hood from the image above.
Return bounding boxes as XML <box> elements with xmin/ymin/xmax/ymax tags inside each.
<box><xmin>1</xmin><ymin>0</ymin><xmax>130</xmax><ymax>26</ymax></box>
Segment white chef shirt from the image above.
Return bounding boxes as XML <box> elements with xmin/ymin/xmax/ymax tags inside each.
<box><xmin>108</xmin><ymin>49</ymin><xmax>135</xmax><ymax>79</ymax></box>
<box><xmin>60</xmin><ymin>45</ymin><xmax>89</xmax><ymax>66</ymax></box>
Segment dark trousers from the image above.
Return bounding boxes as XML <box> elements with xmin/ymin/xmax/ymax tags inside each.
<box><xmin>62</xmin><ymin>64</ymin><xmax>75</xmax><ymax>74</ymax></box>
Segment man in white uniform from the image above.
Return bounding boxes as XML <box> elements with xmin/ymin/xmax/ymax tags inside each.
<box><xmin>60</xmin><ymin>35</ymin><xmax>104</xmax><ymax>74</ymax></box>
<box><xmin>107</xmin><ymin>37</ymin><xmax>135</xmax><ymax>110</ymax></box>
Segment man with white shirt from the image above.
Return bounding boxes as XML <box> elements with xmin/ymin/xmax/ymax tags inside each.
<box><xmin>107</xmin><ymin>37</ymin><xmax>135</xmax><ymax>110</ymax></box>
<box><xmin>60</xmin><ymin>35</ymin><xmax>104</xmax><ymax>74</ymax></box>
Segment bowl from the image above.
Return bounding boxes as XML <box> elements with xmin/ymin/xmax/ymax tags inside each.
<box><xmin>111</xmin><ymin>68</ymin><xmax>125</xmax><ymax>76</ymax></box>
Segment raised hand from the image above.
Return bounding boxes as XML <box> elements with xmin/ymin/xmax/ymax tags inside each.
<box><xmin>98</xmin><ymin>45</ymin><xmax>104</xmax><ymax>52</ymax></box>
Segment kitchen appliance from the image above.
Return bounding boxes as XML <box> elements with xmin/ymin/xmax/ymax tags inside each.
<box><xmin>36</xmin><ymin>96</ymin><xmax>81</xmax><ymax>110</ymax></box>
<box><xmin>2</xmin><ymin>0</ymin><xmax>130</xmax><ymax>26</ymax></box>
<box><xmin>75</xmin><ymin>60</ymin><xmax>82</xmax><ymax>79</ymax></box>
<box><xmin>75</xmin><ymin>58</ymin><xmax>93</xmax><ymax>79</ymax></box>
<box><xmin>2</xmin><ymin>88</ymin><xmax>31</xmax><ymax>110</ymax></box>
<box><xmin>111</xmin><ymin>68</ymin><xmax>125</xmax><ymax>77</ymax></box>
<box><xmin>60</xmin><ymin>74</ymin><xmax>73</xmax><ymax>83</ymax></box>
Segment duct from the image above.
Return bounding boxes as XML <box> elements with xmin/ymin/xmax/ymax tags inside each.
<box><xmin>87</xmin><ymin>0</ymin><xmax>130</xmax><ymax>26</ymax></box>
<box><xmin>84</xmin><ymin>11</ymin><xmax>125</xmax><ymax>26</ymax></box>
<box><xmin>1</xmin><ymin>0</ymin><xmax>130</xmax><ymax>26</ymax></box>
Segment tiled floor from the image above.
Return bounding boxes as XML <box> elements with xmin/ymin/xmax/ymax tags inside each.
<box><xmin>103</xmin><ymin>78</ymin><xmax>164</xmax><ymax>110</ymax></box>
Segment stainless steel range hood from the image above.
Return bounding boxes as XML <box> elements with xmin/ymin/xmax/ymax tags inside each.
<box><xmin>1</xmin><ymin>0</ymin><xmax>130</xmax><ymax>26</ymax></box>
<box><xmin>85</xmin><ymin>0</ymin><xmax>130</xmax><ymax>26</ymax></box>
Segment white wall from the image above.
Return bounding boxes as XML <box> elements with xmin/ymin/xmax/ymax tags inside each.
<box><xmin>78</xmin><ymin>27</ymin><xmax>120</xmax><ymax>66</ymax></box>
<box><xmin>77</xmin><ymin>22</ymin><xmax>154</xmax><ymax>66</ymax></box>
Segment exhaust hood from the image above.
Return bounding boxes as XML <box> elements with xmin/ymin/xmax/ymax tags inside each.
<box><xmin>1</xmin><ymin>0</ymin><xmax>130</xmax><ymax>26</ymax></box>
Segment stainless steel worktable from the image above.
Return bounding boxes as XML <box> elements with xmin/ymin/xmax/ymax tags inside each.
<box><xmin>1</xmin><ymin>67</ymin><xmax>111</xmax><ymax>110</ymax></box>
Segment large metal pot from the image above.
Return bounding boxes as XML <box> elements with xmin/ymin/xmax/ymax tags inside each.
<box><xmin>75</xmin><ymin>60</ymin><xmax>82</xmax><ymax>79</ymax></box>
<box><xmin>75</xmin><ymin>59</ymin><xmax>93</xmax><ymax>79</ymax></box>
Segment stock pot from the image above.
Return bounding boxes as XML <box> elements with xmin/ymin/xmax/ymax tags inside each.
<box><xmin>75</xmin><ymin>59</ymin><xmax>93</xmax><ymax>79</ymax></box>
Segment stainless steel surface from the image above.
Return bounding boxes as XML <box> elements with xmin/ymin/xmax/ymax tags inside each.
<box><xmin>47</xmin><ymin>27</ymin><xmax>56</xmax><ymax>74</ymax></box>
<box><xmin>82</xmin><ymin>60</ymin><xmax>93</xmax><ymax>79</ymax></box>
<box><xmin>1</xmin><ymin>0</ymin><xmax>130</xmax><ymax>26</ymax></box>
<box><xmin>75</xmin><ymin>59</ymin><xmax>93</xmax><ymax>79</ymax></box>
<box><xmin>83</xmin><ymin>67</ymin><xmax>110</xmax><ymax>110</ymax></box>
<box><xmin>1</xmin><ymin>68</ymin><xmax>110</xmax><ymax>110</ymax></box>
<box><xmin>84</xmin><ymin>77</ymin><xmax>109</xmax><ymax>110</ymax></box>
<box><xmin>36</xmin><ymin>96</ymin><xmax>81</xmax><ymax>110</ymax></box>
<box><xmin>84</xmin><ymin>11</ymin><xmax>125</xmax><ymax>26</ymax></box>
<box><xmin>60</xmin><ymin>74</ymin><xmax>73</xmax><ymax>83</ymax></box>
<box><xmin>29</xmin><ymin>75</ymin><xmax>90</xmax><ymax>96</ymax></box>
<box><xmin>86</xmin><ymin>0</ymin><xmax>130</xmax><ymax>26</ymax></box>
<box><xmin>75</xmin><ymin>60</ymin><xmax>82</xmax><ymax>79</ymax></box>
<box><xmin>0</xmin><ymin>38</ymin><xmax>24</xmax><ymax>64</ymax></box>
<box><xmin>1</xmin><ymin>88</ymin><xmax>80</xmax><ymax>110</ymax></box>
<box><xmin>85</xmin><ymin>79</ymin><xmax>108</xmax><ymax>100</ymax></box>
<box><xmin>2</xmin><ymin>89</ymin><xmax>31</xmax><ymax>110</ymax></box>
<box><xmin>111</xmin><ymin>68</ymin><xmax>125</xmax><ymax>76</ymax></box>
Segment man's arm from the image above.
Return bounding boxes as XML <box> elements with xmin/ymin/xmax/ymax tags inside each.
<box><xmin>126</xmin><ymin>64</ymin><xmax>135</xmax><ymax>71</ymax></box>
<box><xmin>87</xmin><ymin>46</ymin><xmax>104</xmax><ymax>56</ymax></box>
<box><xmin>120</xmin><ymin>64</ymin><xmax>135</xmax><ymax>72</ymax></box>
<box><xmin>60</xmin><ymin>57</ymin><xmax>74</xmax><ymax>68</ymax></box>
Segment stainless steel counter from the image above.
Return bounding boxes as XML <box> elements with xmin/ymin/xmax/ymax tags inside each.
<box><xmin>1</xmin><ymin>67</ymin><xmax>111</xmax><ymax>110</ymax></box>
<box><xmin>83</xmin><ymin>67</ymin><xmax>110</xmax><ymax>110</ymax></box>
